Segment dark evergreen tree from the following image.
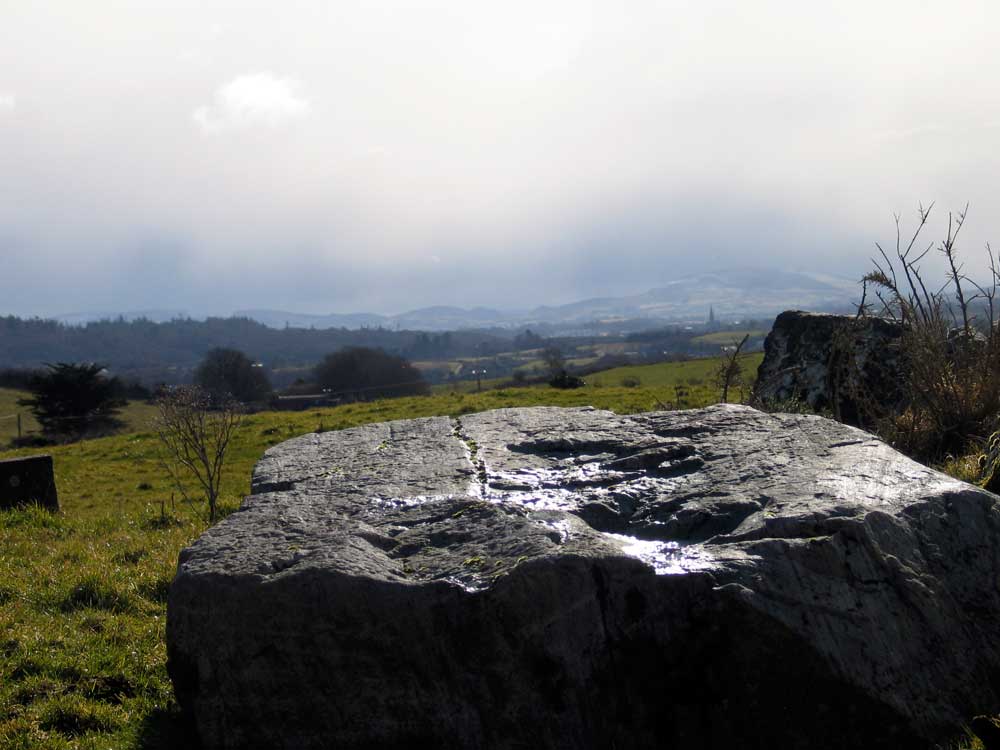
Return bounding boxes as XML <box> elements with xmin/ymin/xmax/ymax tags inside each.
<box><xmin>19</xmin><ymin>362</ymin><xmax>127</xmax><ymax>437</ymax></box>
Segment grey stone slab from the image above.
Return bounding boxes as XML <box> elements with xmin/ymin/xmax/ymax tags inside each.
<box><xmin>168</xmin><ymin>405</ymin><xmax>1000</xmax><ymax>749</ymax></box>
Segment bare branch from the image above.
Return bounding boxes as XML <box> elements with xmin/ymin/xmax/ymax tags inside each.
<box><xmin>716</xmin><ymin>334</ymin><xmax>750</xmax><ymax>403</ymax></box>
<box><xmin>941</xmin><ymin>206</ymin><xmax>972</xmax><ymax>333</ymax></box>
<box><xmin>154</xmin><ymin>386</ymin><xmax>243</xmax><ymax>522</ymax></box>
<box><xmin>855</xmin><ymin>279</ymin><xmax>870</xmax><ymax>320</ymax></box>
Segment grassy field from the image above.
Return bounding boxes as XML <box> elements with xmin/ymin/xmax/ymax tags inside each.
<box><xmin>434</xmin><ymin>353</ymin><xmax>765</xmax><ymax>398</ymax></box>
<box><xmin>0</xmin><ymin>389</ymin><xmax>39</xmax><ymax>440</ymax></box>
<box><xmin>691</xmin><ymin>329</ymin><xmax>768</xmax><ymax>345</ymax></box>
<box><xmin>587</xmin><ymin>352</ymin><xmax>764</xmax><ymax>406</ymax></box>
<box><xmin>0</xmin><ymin>355</ymin><xmax>979</xmax><ymax>749</ymax></box>
<box><xmin>0</xmin><ymin>391</ymin><xmax>159</xmax><ymax>447</ymax></box>
<box><xmin>1</xmin><ymin>356</ymin><xmax>744</xmax><ymax>749</ymax></box>
<box><xmin>431</xmin><ymin>376</ymin><xmax>509</xmax><ymax>394</ymax></box>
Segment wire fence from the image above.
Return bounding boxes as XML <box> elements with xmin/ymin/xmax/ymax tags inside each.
<box><xmin>0</xmin><ymin>412</ymin><xmax>25</xmax><ymax>442</ymax></box>
<box><xmin>1</xmin><ymin>376</ymin><xmax>449</xmax><ymax>442</ymax></box>
<box><xmin>305</xmin><ymin>379</ymin><xmax>431</xmax><ymax>400</ymax></box>
<box><xmin>0</xmin><ymin>410</ymin><xmax>114</xmax><ymax>441</ymax></box>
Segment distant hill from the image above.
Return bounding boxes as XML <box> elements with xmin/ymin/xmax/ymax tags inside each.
<box><xmin>237</xmin><ymin>269</ymin><xmax>858</xmax><ymax>331</ymax></box>
<box><xmin>41</xmin><ymin>268</ymin><xmax>859</xmax><ymax>334</ymax></box>
<box><xmin>233</xmin><ymin>305</ymin><xmax>509</xmax><ymax>332</ymax></box>
<box><xmin>522</xmin><ymin>269</ymin><xmax>857</xmax><ymax>326</ymax></box>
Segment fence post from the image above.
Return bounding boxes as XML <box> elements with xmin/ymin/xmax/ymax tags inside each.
<box><xmin>16</xmin><ymin>413</ymin><xmax>21</xmax><ymax>440</ymax></box>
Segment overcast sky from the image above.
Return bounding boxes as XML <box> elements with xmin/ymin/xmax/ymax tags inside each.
<box><xmin>2</xmin><ymin>1</ymin><xmax>1000</xmax><ymax>317</ymax></box>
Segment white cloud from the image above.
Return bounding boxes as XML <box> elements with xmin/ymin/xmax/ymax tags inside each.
<box><xmin>192</xmin><ymin>73</ymin><xmax>310</xmax><ymax>133</ymax></box>
<box><xmin>0</xmin><ymin>93</ymin><xmax>16</xmax><ymax>113</ymax></box>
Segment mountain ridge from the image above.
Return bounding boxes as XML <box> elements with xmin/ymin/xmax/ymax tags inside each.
<box><xmin>49</xmin><ymin>269</ymin><xmax>858</xmax><ymax>332</ymax></box>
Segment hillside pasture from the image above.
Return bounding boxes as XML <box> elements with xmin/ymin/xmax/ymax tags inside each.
<box><xmin>6</xmin><ymin>351</ymin><xmax>975</xmax><ymax>750</ymax></box>
<box><xmin>586</xmin><ymin>353</ymin><xmax>765</xmax><ymax>406</ymax></box>
<box><xmin>692</xmin><ymin>329</ymin><xmax>768</xmax><ymax>346</ymax></box>
<box><xmin>434</xmin><ymin>353</ymin><xmax>765</xmax><ymax>400</ymax></box>
<box><xmin>0</xmin><ymin>389</ymin><xmax>159</xmax><ymax>447</ymax></box>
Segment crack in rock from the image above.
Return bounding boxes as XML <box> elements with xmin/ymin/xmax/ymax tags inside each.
<box><xmin>169</xmin><ymin>405</ymin><xmax>1000</xmax><ymax>750</ymax></box>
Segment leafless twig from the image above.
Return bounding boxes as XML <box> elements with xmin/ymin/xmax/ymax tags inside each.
<box><xmin>154</xmin><ymin>386</ymin><xmax>243</xmax><ymax>522</ymax></box>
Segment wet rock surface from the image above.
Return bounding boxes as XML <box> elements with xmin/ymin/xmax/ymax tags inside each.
<box><xmin>168</xmin><ymin>405</ymin><xmax>1000</xmax><ymax>749</ymax></box>
<box><xmin>755</xmin><ymin>310</ymin><xmax>905</xmax><ymax>423</ymax></box>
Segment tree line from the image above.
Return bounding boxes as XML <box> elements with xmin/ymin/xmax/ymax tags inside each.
<box><xmin>0</xmin><ymin>315</ymin><xmax>513</xmax><ymax>385</ymax></box>
<box><xmin>10</xmin><ymin>346</ymin><xmax>429</xmax><ymax>445</ymax></box>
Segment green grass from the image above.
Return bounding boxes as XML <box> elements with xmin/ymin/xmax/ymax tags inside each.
<box><xmin>0</xmin><ymin>389</ymin><xmax>38</xmax><ymax>439</ymax></box>
<box><xmin>434</xmin><ymin>353</ymin><xmax>765</xmax><ymax>399</ymax></box>
<box><xmin>0</xmin><ymin>390</ymin><xmax>159</xmax><ymax>447</ymax></box>
<box><xmin>0</xmin><ymin>351</ymin><xmax>976</xmax><ymax>749</ymax></box>
<box><xmin>691</xmin><ymin>329</ymin><xmax>768</xmax><ymax>346</ymax></box>
<box><xmin>0</xmin><ymin>506</ymin><xmax>198</xmax><ymax>749</ymax></box>
<box><xmin>586</xmin><ymin>353</ymin><xmax>764</xmax><ymax>405</ymax></box>
<box><xmin>3</xmin><ymin>370</ymin><xmax>734</xmax><ymax>748</ymax></box>
<box><xmin>431</xmin><ymin>377</ymin><xmax>509</xmax><ymax>394</ymax></box>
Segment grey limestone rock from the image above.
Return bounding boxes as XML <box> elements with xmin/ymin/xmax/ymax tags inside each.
<box><xmin>168</xmin><ymin>404</ymin><xmax>1000</xmax><ymax>749</ymax></box>
<box><xmin>754</xmin><ymin>309</ymin><xmax>905</xmax><ymax>424</ymax></box>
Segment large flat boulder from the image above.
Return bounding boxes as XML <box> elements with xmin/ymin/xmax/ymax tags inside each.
<box><xmin>168</xmin><ymin>405</ymin><xmax>1000</xmax><ymax>749</ymax></box>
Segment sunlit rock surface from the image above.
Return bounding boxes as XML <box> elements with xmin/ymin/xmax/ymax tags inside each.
<box><xmin>168</xmin><ymin>404</ymin><xmax>1000</xmax><ymax>750</ymax></box>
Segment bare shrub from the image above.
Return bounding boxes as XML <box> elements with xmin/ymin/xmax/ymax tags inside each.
<box><xmin>154</xmin><ymin>386</ymin><xmax>243</xmax><ymax>522</ymax></box>
<box><xmin>855</xmin><ymin>204</ymin><xmax>1000</xmax><ymax>459</ymax></box>
<box><xmin>715</xmin><ymin>334</ymin><xmax>750</xmax><ymax>403</ymax></box>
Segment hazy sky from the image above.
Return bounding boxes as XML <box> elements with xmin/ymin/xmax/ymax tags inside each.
<box><xmin>3</xmin><ymin>1</ymin><xmax>1000</xmax><ymax>316</ymax></box>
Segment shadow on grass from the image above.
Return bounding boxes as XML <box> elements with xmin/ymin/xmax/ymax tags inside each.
<box><xmin>137</xmin><ymin>704</ymin><xmax>202</xmax><ymax>749</ymax></box>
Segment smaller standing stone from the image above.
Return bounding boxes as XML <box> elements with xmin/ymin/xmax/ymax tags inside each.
<box><xmin>0</xmin><ymin>455</ymin><xmax>59</xmax><ymax>511</ymax></box>
<box><xmin>754</xmin><ymin>309</ymin><xmax>905</xmax><ymax>424</ymax></box>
